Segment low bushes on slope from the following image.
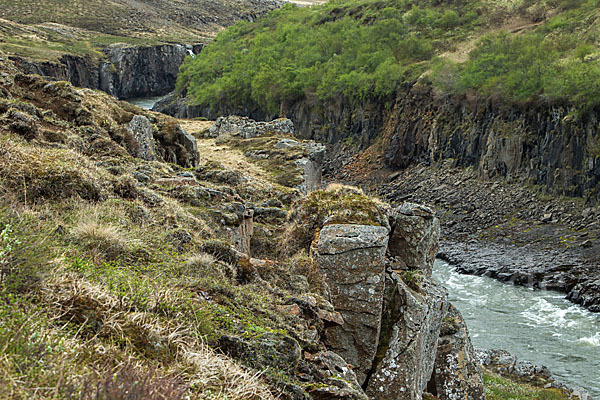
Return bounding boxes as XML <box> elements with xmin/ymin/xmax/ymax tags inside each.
<box><xmin>177</xmin><ymin>0</ymin><xmax>488</xmax><ymax>115</ymax></box>
<box><xmin>178</xmin><ymin>0</ymin><xmax>600</xmax><ymax>117</ymax></box>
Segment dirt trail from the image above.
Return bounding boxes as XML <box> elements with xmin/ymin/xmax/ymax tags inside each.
<box><xmin>442</xmin><ymin>17</ymin><xmax>545</xmax><ymax>63</ymax></box>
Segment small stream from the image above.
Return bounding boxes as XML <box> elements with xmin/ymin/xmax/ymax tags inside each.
<box><xmin>433</xmin><ymin>259</ymin><xmax>600</xmax><ymax>397</ymax></box>
<box><xmin>126</xmin><ymin>96</ymin><xmax>163</xmax><ymax>110</ymax></box>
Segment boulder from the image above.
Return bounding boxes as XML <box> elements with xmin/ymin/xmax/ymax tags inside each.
<box><xmin>429</xmin><ymin>304</ymin><xmax>485</xmax><ymax>400</ymax></box>
<box><xmin>316</xmin><ymin>224</ymin><xmax>389</xmax><ymax>385</ymax></box>
<box><xmin>217</xmin><ymin>332</ymin><xmax>301</xmax><ymax>374</ymax></box>
<box><xmin>208</xmin><ymin>115</ymin><xmax>295</xmax><ymax>139</ymax></box>
<box><xmin>365</xmin><ymin>273</ymin><xmax>448</xmax><ymax>400</ymax></box>
<box><xmin>389</xmin><ymin>202</ymin><xmax>440</xmax><ymax>276</ymax></box>
<box><xmin>126</xmin><ymin>115</ymin><xmax>157</xmax><ymax>161</ymax></box>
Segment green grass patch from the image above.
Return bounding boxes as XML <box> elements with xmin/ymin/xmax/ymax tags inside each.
<box><xmin>484</xmin><ymin>373</ymin><xmax>572</xmax><ymax>400</ymax></box>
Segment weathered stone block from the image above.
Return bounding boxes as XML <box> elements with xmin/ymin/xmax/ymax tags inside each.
<box><xmin>389</xmin><ymin>202</ymin><xmax>440</xmax><ymax>276</ymax></box>
<box><xmin>316</xmin><ymin>224</ymin><xmax>389</xmax><ymax>385</ymax></box>
<box><xmin>365</xmin><ymin>273</ymin><xmax>448</xmax><ymax>400</ymax></box>
<box><xmin>430</xmin><ymin>304</ymin><xmax>485</xmax><ymax>400</ymax></box>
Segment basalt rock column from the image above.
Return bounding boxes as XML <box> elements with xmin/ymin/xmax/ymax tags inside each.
<box><xmin>429</xmin><ymin>304</ymin><xmax>486</xmax><ymax>400</ymax></box>
<box><xmin>316</xmin><ymin>223</ymin><xmax>389</xmax><ymax>385</ymax></box>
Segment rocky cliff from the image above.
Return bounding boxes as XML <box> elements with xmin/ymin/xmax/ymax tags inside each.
<box><xmin>286</xmin><ymin>187</ymin><xmax>486</xmax><ymax>399</ymax></box>
<box><xmin>10</xmin><ymin>44</ymin><xmax>203</xmax><ymax>99</ymax></box>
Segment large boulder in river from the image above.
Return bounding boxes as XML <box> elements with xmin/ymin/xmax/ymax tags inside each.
<box><xmin>316</xmin><ymin>223</ymin><xmax>389</xmax><ymax>385</ymax></box>
<box><xmin>389</xmin><ymin>202</ymin><xmax>440</xmax><ymax>276</ymax></box>
<box><xmin>365</xmin><ymin>272</ymin><xmax>448</xmax><ymax>400</ymax></box>
<box><xmin>429</xmin><ymin>304</ymin><xmax>485</xmax><ymax>400</ymax></box>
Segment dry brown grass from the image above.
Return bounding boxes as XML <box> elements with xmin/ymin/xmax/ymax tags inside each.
<box><xmin>72</xmin><ymin>219</ymin><xmax>130</xmax><ymax>261</ymax></box>
<box><xmin>36</xmin><ymin>269</ymin><xmax>275</xmax><ymax>400</ymax></box>
<box><xmin>0</xmin><ymin>134</ymin><xmax>110</xmax><ymax>203</ymax></box>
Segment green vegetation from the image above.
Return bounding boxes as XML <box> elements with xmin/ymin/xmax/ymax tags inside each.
<box><xmin>435</xmin><ymin>0</ymin><xmax>600</xmax><ymax>109</ymax></box>
<box><xmin>177</xmin><ymin>0</ymin><xmax>487</xmax><ymax>115</ymax></box>
<box><xmin>484</xmin><ymin>373</ymin><xmax>573</xmax><ymax>400</ymax></box>
<box><xmin>178</xmin><ymin>0</ymin><xmax>600</xmax><ymax>116</ymax></box>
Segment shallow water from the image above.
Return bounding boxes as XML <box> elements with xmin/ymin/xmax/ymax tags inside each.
<box><xmin>433</xmin><ymin>259</ymin><xmax>600</xmax><ymax>397</ymax></box>
<box><xmin>125</xmin><ymin>96</ymin><xmax>163</xmax><ymax>110</ymax></box>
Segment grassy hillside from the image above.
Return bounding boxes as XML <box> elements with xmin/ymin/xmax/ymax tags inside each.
<box><xmin>0</xmin><ymin>0</ymin><xmax>282</xmax><ymax>61</ymax></box>
<box><xmin>176</xmin><ymin>0</ymin><xmax>600</xmax><ymax>115</ymax></box>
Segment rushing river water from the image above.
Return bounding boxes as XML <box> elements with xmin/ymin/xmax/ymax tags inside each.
<box><xmin>433</xmin><ymin>259</ymin><xmax>600</xmax><ymax>397</ymax></box>
<box><xmin>126</xmin><ymin>96</ymin><xmax>163</xmax><ymax>110</ymax></box>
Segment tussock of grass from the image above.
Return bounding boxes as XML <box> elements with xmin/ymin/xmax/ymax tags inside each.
<box><xmin>72</xmin><ymin>219</ymin><xmax>130</xmax><ymax>261</ymax></box>
<box><xmin>281</xmin><ymin>183</ymin><xmax>390</xmax><ymax>256</ymax></box>
<box><xmin>0</xmin><ymin>135</ymin><xmax>109</xmax><ymax>203</ymax></box>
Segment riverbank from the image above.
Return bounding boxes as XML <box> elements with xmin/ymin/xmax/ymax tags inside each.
<box><xmin>353</xmin><ymin>162</ymin><xmax>600</xmax><ymax>313</ymax></box>
<box><xmin>434</xmin><ymin>260</ymin><xmax>598</xmax><ymax>397</ymax></box>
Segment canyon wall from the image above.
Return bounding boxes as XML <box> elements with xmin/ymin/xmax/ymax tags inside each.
<box><xmin>10</xmin><ymin>44</ymin><xmax>203</xmax><ymax>99</ymax></box>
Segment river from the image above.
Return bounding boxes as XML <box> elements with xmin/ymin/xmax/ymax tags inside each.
<box><xmin>126</xmin><ymin>96</ymin><xmax>163</xmax><ymax>110</ymax></box>
<box><xmin>433</xmin><ymin>259</ymin><xmax>600</xmax><ymax>397</ymax></box>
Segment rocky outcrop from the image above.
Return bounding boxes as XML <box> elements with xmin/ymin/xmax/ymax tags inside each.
<box><xmin>306</xmin><ymin>196</ymin><xmax>484</xmax><ymax>399</ymax></box>
<box><xmin>10</xmin><ymin>44</ymin><xmax>203</xmax><ymax>99</ymax></box>
<box><xmin>389</xmin><ymin>202</ymin><xmax>440</xmax><ymax>275</ymax></box>
<box><xmin>429</xmin><ymin>304</ymin><xmax>485</xmax><ymax>400</ymax></box>
<box><xmin>365</xmin><ymin>274</ymin><xmax>448</xmax><ymax>400</ymax></box>
<box><xmin>208</xmin><ymin>115</ymin><xmax>295</xmax><ymax>139</ymax></box>
<box><xmin>208</xmin><ymin>116</ymin><xmax>325</xmax><ymax>193</ymax></box>
<box><xmin>316</xmin><ymin>224</ymin><xmax>389</xmax><ymax>385</ymax></box>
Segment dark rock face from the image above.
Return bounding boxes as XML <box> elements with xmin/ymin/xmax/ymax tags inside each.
<box><xmin>9</xmin><ymin>54</ymin><xmax>100</xmax><ymax>92</ymax></box>
<box><xmin>430</xmin><ymin>304</ymin><xmax>485</xmax><ymax>400</ymax></box>
<box><xmin>100</xmin><ymin>44</ymin><xmax>203</xmax><ymax>99</ymax></box>
<box><xmin>381</xmin><ymin>85</ymin><xmax>600</xmax><ymax>203</ymax></box>
<box><xmin>10</xmin><ymin>44</ymin><xmax>203</xmax><ymax>99</ymax></box>
<box><xmin>316</xmin><ymin>224</ymin><xmax>389</xmax><ymax>385</ymax></box>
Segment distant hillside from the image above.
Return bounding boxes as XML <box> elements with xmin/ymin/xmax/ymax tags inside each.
<box><xmin>176</xmin><ymin>0</ymin><xmax>600</xmax><ymax>114</ymax></box>
<box><xmin>0</xmin><ymin>0</ymin><xmax>283</xmax><ymax>60</ymax></box>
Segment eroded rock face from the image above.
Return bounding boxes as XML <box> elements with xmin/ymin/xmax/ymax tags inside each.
<box><xmin>365</xmin><ymin>274</ymin><xmax>448</xmax><ymax>400</ymax></box>
<box><xmin>316</xmin><ymin>224</ymin><xmax>389</xmax><ymax>385</ymax></box>
<box><xmin>127</xmin><ymin>115</ymin><xmax>157</xmax><ymax>161</ymax></box>
<box><xmin>430</xmin><ymin>304</ymin><xmax>485</xmax><ymax>400</ymax></box>
<box><xmin>389</xmin><ymin>202</ymin><xmax>440</xmax><ymax>276</ymax></box>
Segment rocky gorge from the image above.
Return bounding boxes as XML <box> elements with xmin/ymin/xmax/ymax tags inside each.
<box><xmin>10</xmin><ymin>43</ymin><xmax>204</xmax><ymax>99</ymax></box>
<box><xmin>1</xmin><ymin>0</ymin><xmax>599</xmax><ymax>397</ymax></box>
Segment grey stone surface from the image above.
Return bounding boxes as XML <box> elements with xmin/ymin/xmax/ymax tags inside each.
<box><xmin>208</xmin><ymin>115</ymin><xmax>295</xmax><ymax>139</ymax></box>
<box><xmin>389</xmin><ymin>202</ymin><xmax>440</xmax><ymax>276</ymax></box>
<box><xmin>431</xmin><ymin>304</ymin><xmax>485</xmax><ymax>400</ymax></box>
<box><xmin>365</xmin><ymin>273</ymin><xmax>448</xmax><ymax>400</ymax></box>
<box><xmin>127</xmin><ymin>115</ymin><xmax>157</xmax><ymax>161</ymax></box>
<box><xmin>316</xmin><ymin>224</ymin><xmax>389</xmax><ymax>385</ymax></box>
